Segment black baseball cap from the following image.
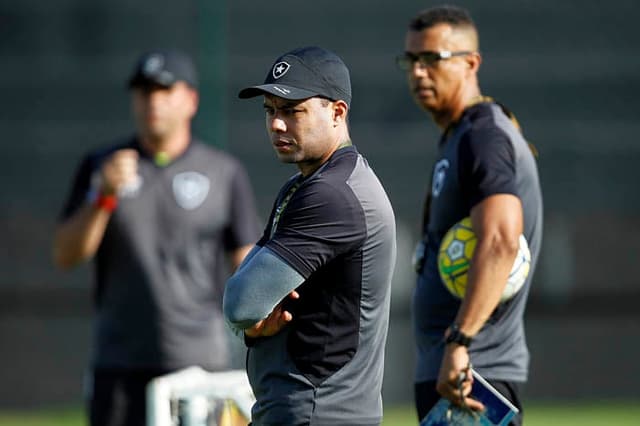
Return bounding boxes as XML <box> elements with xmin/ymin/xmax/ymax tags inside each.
<box><xmin>238</xmin><ymin>46</ymin><xmax>352</xmax><ymax>106</ymax></box>
<box><xmin>128</xmin><ymin>49</ymin><xmax>198</xmax><ymax>89</ymax></box>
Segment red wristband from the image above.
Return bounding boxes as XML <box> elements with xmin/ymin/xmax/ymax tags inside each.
<box><xmin>95</xmin><ymin>193</ymin><xmax>118</xmax><ymax>212</ymax></box>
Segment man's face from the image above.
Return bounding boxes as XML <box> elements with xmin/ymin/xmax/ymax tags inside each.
<box><xmin>403</xmin><ymin>23</ymin><xmax>474</xmax><ymax>115</ymax></box>
<box><xmin>131</xmin><ymin>81</ymin><xmax>198</xmax><ymax>141</ymax></box>
<box><xmin>263</xmin><ymin>95</ymin><xmax>338</xmax><ymax>175</ymax></box>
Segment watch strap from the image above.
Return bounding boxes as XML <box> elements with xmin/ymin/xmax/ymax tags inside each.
<box><xmin>445</xmin><ymin>324</ymin><xmax>472</xmax><ymax>347</ymax></box>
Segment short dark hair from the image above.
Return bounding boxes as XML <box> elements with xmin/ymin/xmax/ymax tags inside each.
<box><xmin>408</xmin><ymin>5</ymin><xmax>476</xmax><ymax>32</ymax></box>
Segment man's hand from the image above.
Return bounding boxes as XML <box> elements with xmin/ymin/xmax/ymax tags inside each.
<box><xmin>100</xmin><ymin>149</ymin><xmax>139</xmax><ymax>195</ymax></box>
<box><xmin>436</xmin><ymin>344</ymin><xmax>484</xmax><ymax>411</ymax></box>
<box><xmin>245</xmin><ymin>290</ymin><xmax>299</xmax><ymax>338</ymax></box>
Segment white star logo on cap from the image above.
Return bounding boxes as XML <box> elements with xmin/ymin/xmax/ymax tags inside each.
<box><xmin>143</xmin><ymin>54</ymin><xmax>164</xmax><ymax>75</ymax></box>
<box><xmin>272</xmin><ymin>61</ymin><xmax>290</xmax><ymax>79</ymax></box>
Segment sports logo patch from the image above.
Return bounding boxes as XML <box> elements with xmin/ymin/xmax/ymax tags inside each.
<box><xmin>272</xmin><ymin>61</ymin><xmax>290</xmax><ymax>79</ymax></box>
<box><xmin>432</xmin><ymin>159</ymin><xmax>449</xmax><ymax>197</ymax></box>
<box><xmin>172</xmin><ymin>171</ymin><xmax>210</xmax><ymax>210</ymax></box>
<box><xmin>143</xmin><ymin>54</ymin><xmax>164</xmax><ymax>75</ymax></box>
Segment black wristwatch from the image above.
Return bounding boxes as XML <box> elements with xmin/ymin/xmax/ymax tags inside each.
<box><xmin>445</xmin><ymin>324</ymin><xmax>472</xmax><ymax>347</ymax></box>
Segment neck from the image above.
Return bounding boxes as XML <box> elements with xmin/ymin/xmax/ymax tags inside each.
<box><xmin>298</xmin><ymin>131</ymin><xmax>351</xmax><ymax>177</ymax></box>
<box><xmin>139</xmin><ymin>129</ymin><xmax>191</xmax><ymax>161</ymax></box>
<box><xmin>433</xmin><ymin>87</ymin><xmax>483</xmax><ymax>131</ymax></box>
<box><xmin>336</xmin><ymin>138</ymin><xmax>352</xmax><ymax>150</ymax></box>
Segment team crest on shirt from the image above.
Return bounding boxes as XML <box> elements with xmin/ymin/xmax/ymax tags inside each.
<box><xmin>172</xmin><ymin>171</ymin><xmax>210</xmax><ymax>210</ymax></box>
<box><xmin>431</xmin><ymin>159</ymin><xmax>449</xmax><ymax>197</ymax></box>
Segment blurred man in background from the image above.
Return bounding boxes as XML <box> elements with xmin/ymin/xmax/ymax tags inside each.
<box><xmin>398</xmin><ymin>5</ymin><xmax>543</xmax><ymax>425</ymax></box>
<box><xmin>52</xmin><ymin>49</ymin><xmax>260</xmax><ymax>426</ymax></box>
<box><xmin>223</xmin><ymin>46</ymin><xmax>396</xmax><ymax>426</ymax></box>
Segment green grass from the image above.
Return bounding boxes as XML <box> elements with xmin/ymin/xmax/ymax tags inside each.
<box><xmin>0</xmin><ymin>401</ymin><xmax>639</xmax><ymax>425</ymax></box>
<box><xmin>0</xmin><ymin>407</ymin><xmax>83</xmax><ymax>426</ymax></box>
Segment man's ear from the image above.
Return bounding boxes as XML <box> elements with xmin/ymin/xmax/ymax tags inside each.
<box><xmin>333</xmin><ymin>100</ymin><xmax>349</xmax><ymax>125</ymax></box>
<box><xmin>188</xmin><ymin>88</ymin><xmax>200</xmax><ymax>117</ymax></box>
<box><xmin>467</xmin><ymin>52</ymin><xmax>482</xmax><ymax>72</ymax></box>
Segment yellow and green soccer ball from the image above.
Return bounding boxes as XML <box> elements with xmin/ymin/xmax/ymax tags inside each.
<box><xmin>437</xmin><ymin>217</ymin><xmax>531</xmax><ymax>302</ymax></box>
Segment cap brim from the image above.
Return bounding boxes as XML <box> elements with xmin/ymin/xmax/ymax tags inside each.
<box><xmin>128</xmin><ymin>75</ymin><xmax>175</xmax><ymax>89</ymax></box>
<box><xmin>238</xmin><ymin>84</ymin><xmax>319</xmax><ymax>100</ymax></box>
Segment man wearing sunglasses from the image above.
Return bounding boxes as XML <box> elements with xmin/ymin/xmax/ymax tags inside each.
<box><xmin>398</xmin><ymin>5</ymin><xmax>543</xmax><ymax>425</ymax></box>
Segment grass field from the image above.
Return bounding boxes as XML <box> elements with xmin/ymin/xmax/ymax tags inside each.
<box><xmin>1</xmin><ymin>401</ymin><xmax>639</xmax><ymax>426</ymax></box>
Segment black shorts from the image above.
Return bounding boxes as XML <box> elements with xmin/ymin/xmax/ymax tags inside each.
<box><xmin>86</xmin><ymin>368</ymin><xmax>171</xmax><ymax>426</ymax></box>
<box><xmin>414</xmin><ymin>379</ymin><xmax>524</xmax><ymax>426</ymax></box>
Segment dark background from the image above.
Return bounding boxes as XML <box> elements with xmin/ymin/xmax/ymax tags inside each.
<box><xmin>1</xmin><ymin>0</ymin><xmax>639</xmax><ymax>409</ymax></box>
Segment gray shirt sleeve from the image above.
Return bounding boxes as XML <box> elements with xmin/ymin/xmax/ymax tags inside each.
<box><xmin>223</xmin><ymin>246</ymin><xmax>304</xmax><ymax>332</ymax></box>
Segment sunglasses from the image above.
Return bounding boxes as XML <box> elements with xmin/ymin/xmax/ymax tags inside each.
<box><xmin>395</xmin><ymin>51</ymin><xmax>473</xmax><ymax>70</ymax></box>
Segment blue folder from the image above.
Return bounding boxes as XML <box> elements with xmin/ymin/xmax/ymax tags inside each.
<box><xmin>420</xmin><ymin>369</ymin><xmax>519</xmax><ymax>426</ymax></box>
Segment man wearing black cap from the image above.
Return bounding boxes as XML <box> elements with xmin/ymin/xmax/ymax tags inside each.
<box><xmin>53</xmin><ymin>49</ymin><xmax>260</xmax><ymax>426</ymax></box>
<box><xmin>223</xmin><ymin>46</ymin><xmax>397</xmax><ymax>426</ymax></box>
